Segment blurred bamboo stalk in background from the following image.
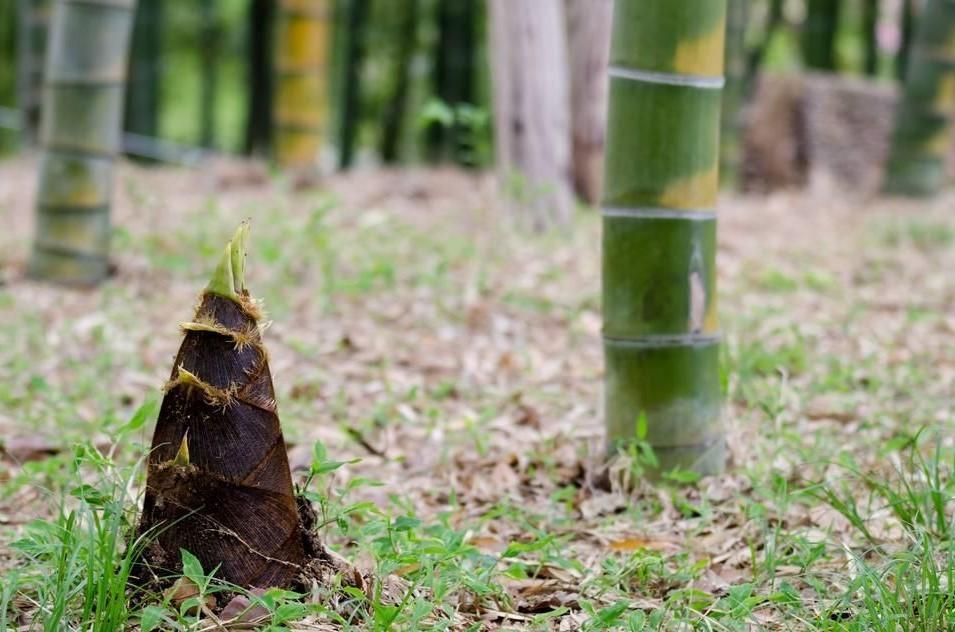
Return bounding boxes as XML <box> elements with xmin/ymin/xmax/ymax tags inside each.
<box><xmin>199</xmin><ymin>0</ymin><xmax>219</xmax><ymax>149</ymax></box>
<box><xmin>338</xmin><ymin>0</ymin><xmax>368</xmax><ymax>170</ymax></box>
<box><xmin>0</xmin><ymin>4</ymin><xmax>15</xmax><ymax>139</ymax></box>
<box><xmin>862</xmin><ymin>0</ymin><xmax>880</xmax><ymax>77</ymax></box>
<box><xmin>16</xmin><ymin>0</ymin><xmax>52</xmax><ymax>145</ymax></box>
<box><xmin>124</xmin><ymin>0</ymin><xmax>160</xmax><ymax>154</ymax></box>
<box><xmin>602</xmin><ymin>0</ymin><xmax>726</xmax><ymax>474</ymax></box>
<box><xmin>380</xmin><ymin>0</ymin><xmax>418</xmax><ymax>164</ymax></box>
<box><xmin>802</xmin><ymin>0</ymin><xmax>840</xmax><ymax>71</ymax></box>
<box><xmin>488</xmin><ymin>0</ymin><xmax>573</xmax><ymax>230</ymax></box>
<box><xmin>428</xmin><ymin>0</ymin><xmax>478</xmax><ymax>165</ymax></box>
<box><xmin>898</xmin><ymin>0</ymin><xmax>916</xmax><ymax>80</ymax></box>
<box><xmin>884</xmin><ymin>0</ymin><xmax>955</xmax><ymax>196</ymax></box>
<box><xmin>28</xmin><ymin>0</ymin><xmax>136</xmax><ymax>284</ymax></box>
<box><xmin>245</xmin><ymin>0</ymin><xmax>274</xmax><ymax>156</ymax></box>
<box><xmin>565</xmin><ymin>0</ymin><xmax>612</xmax><ymax>205</ymax></box>
<box><xmin>721</xmin><ymin>0</ymin><xmax>748</xmax><ymax>188</ymax></box>
<box><xmin>273</xmin><ymin>0</ymin><xmax>331</xmax><ymax>167</ymax></box>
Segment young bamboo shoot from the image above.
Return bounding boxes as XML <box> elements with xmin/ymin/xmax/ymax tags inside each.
<box><xmin>136</xmin><ymin>224</ymin><xmax>308</xmax><ymax>589</ymax></box>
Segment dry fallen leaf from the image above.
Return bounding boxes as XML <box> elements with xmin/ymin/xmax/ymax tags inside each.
<box><xmin>578</xmin><ymin>492</ymin><xmax>627</xmax><ymax>520</ymax></box>
<box><xmin>0</xmin><ymin>435</ymin><xmax>113</xmax><ymax>463</ymax></box>
<box><xmin>467</xmin><ymin>535</ymin><xmax>506</xmax><ymax>552</ymax></box>
<box><xmin>806</xmin><ymin>395</ymin><xmax>857</xmax><ymax>422</ymax></box>
<box><xmin>220</xmin><ymin>589</ymin><xmax>269</xmax><ymax>629</ymax></box>
<box><xmin>163</xmin><ymin>577</ymin><xmax>215</xmax><ymax>614</ymax></box>
<box><xmin>809</xmin><ymin>504</ymin><xmax>853</xmax><ymax>534</ymax></box>
<box><xmin>1</xmin><ymin>436</ymin><xmax>60</xmax><ymax>462</ymax></box>
<box><xmin>395</xmin><ymin>563</ymin><xmax>421</xmax><ymax>577</ymax></box>
<box><xmin>608</xmin><ymin>537</ymin><xmax>675</xmax><ymax>552</ymax></box>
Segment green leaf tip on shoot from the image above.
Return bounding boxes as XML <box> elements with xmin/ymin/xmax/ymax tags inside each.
<box><xmin>206</xmin><ymin>221</ymin><xmax>251</xmax><ymax>302</ymax></box>
<box><xmin>172</xmin><ymin>433</ymin><xmax>190</xmax><ymax>467</ymax></box>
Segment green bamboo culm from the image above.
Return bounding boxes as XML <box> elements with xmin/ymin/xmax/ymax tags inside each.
<box><xmin>897</xmin><ymin>0</ymin><xmax>916</xmax><ymax>81</ymax></box>
<box><xmin>801</xmin><ymin>0</ymin><xmax>840</xmax><ymax>71</ymax></box>
<box><xmin>16</xmin><ymin>0</ymin><xmax>53</xmax><ymax>146</ymax></box>
<box><xmin>602</xmin><ymin>0</ymin><xmax>727</xmax><ymax>475</ymax></box>
<box><xmin>124</xmin><ymin>0</ymin><xmax>161</xmax><ymax>153</ymax></box>
<box><xmin>28</xmin><ymin>0</ymin><xmax>136</xmax><ymax>284</ymax></box>
<box><xmin>884</xmin><ymin>0</ymin><xmax>955</xmax><ymax>197</ymax></box>
<box><xmin>273</xmin><ymin>0</ymin><xmax>332</xmax><ymax>167</ymax></box>
<box><xmin>720</xmin><ymin>0</ymin><xmax>747</xmax><ymax>188</ymax></box>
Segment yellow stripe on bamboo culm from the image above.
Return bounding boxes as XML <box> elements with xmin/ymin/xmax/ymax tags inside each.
<box><xmin>658</xmin><ymin>167</ymin><xmax>720</xmax><ymax>209</ymax></box>
<box><xmin>280</xmin><ymin>17</ymin><xmax>330</xmax><ymax>69</ymax></box>
<box><xmin>922</xmin><ymin>126</ymin><xmax>953</xmax><ymax>155</ymax></box>
<box><xmin>280</xmin><ymin>0</ymin><xmax>332</xmax><ymax>17</ymax></box>
<box><xmin>673</xmin><ymin>22</ymin><xmax>727</xmax><ymax>77</ymax></box>
<box><xmin>931</xmin><ymin>73</ymin><xmax>955</xmax><ymax>112</ymax></box>
<box><xmin>703</xmin><ymin>297</ymin><xmax>719</xmax><ymax>334</ymax></box>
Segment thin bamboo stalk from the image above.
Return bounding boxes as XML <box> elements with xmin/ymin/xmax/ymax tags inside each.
<box><xmin>802</xmin><ymin>0</ymin><xmax>840</xmax><ymax>71</ymax></box>
<box><xmin>743</xmin><ymin>0</ymin><xmax>783</xmax><ymax>98</ymax></box>
<box><xmin>16</xmin><ymin>0</ymin><xmax>53</xmax><ymax>145</ymax></box>
<box><xmin>898</xmin><ymin>0</ymin><xmax>916</xmax><ymax>80</ymax></box>
<box><xmin>136</xmin><ymin>225</ymin><xmax>307</xmax><ymax>589</ymax></box>
<box><xmin>244</xmin><ymin>0</ymin><xmax>274</xmax><ymax>156</ymax></box>
<box><xmin>124</xmin><ymin>0</ymin><xmax>161</xmax><ymax>151</ymax></box>
<box><xmin>338</xmin><ymin>0</ymin><xmax>368</xmax><ymax>170</ymax></box>
<box><xmin>721</xmin><ymin>0</ymin><xmax>747</xmax><ymax>188</ymax></box>
<box><xmin>884</xmin><ymin>0</ymin><xmax>955</xmax><ymax>197</ymax></box>
<box><xmin>862</xmin><ymin>0</ymin><xmax>879</xmax><ymax>77</ymax></box>
<box><xmin>380</xmin><ymin>0</ymin><xmax>418</xmax><ymax>164</ymax></box>
<box><xmin>273</xmin><ymin>0</ymin><xmax>331</xmax><ymax>167</ymax></box>
<box><xmin>602</xmin><ymin>0</ymin><xmax>727</xmax><ymax>475</ymax></box>
<box><xmin>0</xmin><ymin>4</ymin><xmax>17</xmax><ymax>150</ymax></box>
<box><xmin>28</xmin><ymin>0</ymin><xmax>136</xmax><ymax>284</ymax></box>
<box><xmin>199</xmin><ymin>0</ymin><xmax>218</xmax><ymax>149</ymax></box>
<box><xmin>428</xmin><ymin>0</ymin><xmax>477</xmax><ymax>164</ymax></box>
<box><xmin>566</xmin><ymin>0</ymin><xmax>612</xmax><ymax>205</ymax></box>
<box><xmin>488</xmin><ymin>0</ymin><xmax>573</xmax><ymax>230</ymax></box>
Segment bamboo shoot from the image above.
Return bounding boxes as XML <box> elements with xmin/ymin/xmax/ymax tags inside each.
<box><xmin>136</xmin><ymin>225</ymin><xmax>308</xmax><ymax>589</ymax></box>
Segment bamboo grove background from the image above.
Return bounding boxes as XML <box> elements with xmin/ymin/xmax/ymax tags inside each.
<box><xmin>0</xmin><ymin>0</ymin><xmax>951</xmax><ymax>472</ymax></box>
<box><xmin>0</xmin><ymin>0</ymin><xmax>928</xmax><ymax>170</ymax></box>
<box><xmin>0</xmin><ymin>0</ymin><xmax>491</xmax><ymax>167</ymax></box>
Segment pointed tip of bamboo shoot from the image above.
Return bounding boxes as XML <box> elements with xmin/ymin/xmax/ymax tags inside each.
<box><xmin>230</xmin><ymin>221</ymin><xmax>250</xmax><ymax>293</ymax></box>
<box><xmin>173</xmin><ymin>433</ymin><xmax>190</xmax><ymax>466</ymax></box>
<box><xmin>207</xmin><ymin>221</ymin><xmax>251</xmax><ymax>301</ymax></box>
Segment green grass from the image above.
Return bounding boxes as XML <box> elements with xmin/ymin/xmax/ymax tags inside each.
<box><xmin>5</xmin><ymin>439</ymin><xmax>147</xmax><ymax>631</ymax></box>
<box><xmin>2</xmin><ymin>170</ymin><xmax>955</xmax><ymax>629</ymax></box>
<box><xmin>870</xmin><ymin>217</ymin><xmax>955</xmax><ymax>253</ymax></box>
